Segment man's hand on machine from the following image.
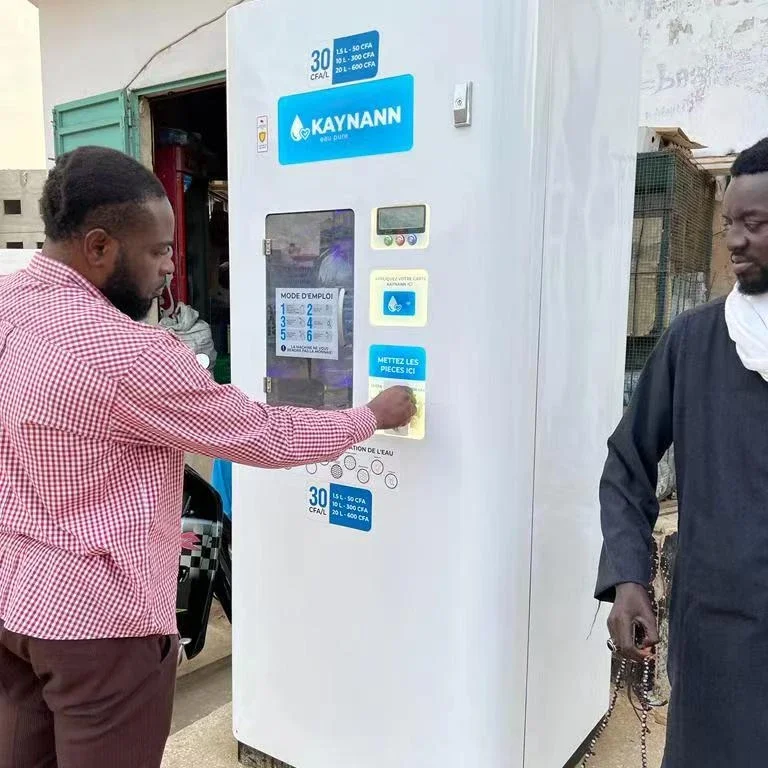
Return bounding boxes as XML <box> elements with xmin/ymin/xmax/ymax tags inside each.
<box><xmin>367</xmin><ymin>386</ymin><xmax>417</xmax><ymax>430</ymax></box>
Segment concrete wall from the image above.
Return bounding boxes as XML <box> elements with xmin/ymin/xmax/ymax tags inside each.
<box><xmin>0</xmin><ymin>0</ymin><xmax>45</xmax><ymax>168</ymax></box>
<box><xmin>637</xmin><ymin>0</ymin><xmax>768</xmax><ymax>156</ymax></box>
<box><xmin>0</xmin><ymin>170</ymin><xmax>47</xmax><ymax>249</ymax></box>
<box><xmin>35</xmin><ymin>0</ymin><xmax>240</xmax><ymax>161</ymax></box>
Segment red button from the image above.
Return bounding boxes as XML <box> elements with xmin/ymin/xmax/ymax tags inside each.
<box><xmin>395</xmin><ymin>235</ymin><xmax>405</xmax><ymax>246</ymax></box>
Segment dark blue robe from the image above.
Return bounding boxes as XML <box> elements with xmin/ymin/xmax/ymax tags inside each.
<box><xmin>597</xmin><ymin>297</ymin><xmax>768</xmax><ymax>767</ymax></box>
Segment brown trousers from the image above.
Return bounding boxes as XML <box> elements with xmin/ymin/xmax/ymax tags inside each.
<box><xmin>0</xmin><ymin>621</ymin><xmax>178</xmax><ymax>768</ymax></box>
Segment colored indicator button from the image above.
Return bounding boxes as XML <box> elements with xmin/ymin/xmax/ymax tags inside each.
<box><xmin>383</xmin><ymin>235</ymin><xmax>393</xmax><ymax>246</ymax></box>
<box><xmin>407</xmin><ymin>234</ymin><xmax>418</xmax><ymax>246</ymax></box>
<box><xmin>395</xmin><ymin>235</ymin><xmax>406</xmax><ymax>247</ymax></box>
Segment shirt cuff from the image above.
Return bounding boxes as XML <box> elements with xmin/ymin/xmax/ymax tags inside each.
<box><xmin>348</xmin><ymin>406</ymin><xmax>378</xmax><ymax>443</ymax></box>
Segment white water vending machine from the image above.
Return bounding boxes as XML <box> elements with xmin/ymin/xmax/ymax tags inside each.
<box><xmin>227</xmin><ymin>0</ymin><xmax>640</xmax><ymax>765</ymax></box>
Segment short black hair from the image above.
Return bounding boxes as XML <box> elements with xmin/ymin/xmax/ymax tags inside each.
<box><xmin>41</xmin><ymin>146</ymin><xmax>167</xmax><ymax>242</ymax></box>
<box><xmin>731</xmin><ymin>138</ymin><xmax>768</xmax><ymax>177</ymax></box>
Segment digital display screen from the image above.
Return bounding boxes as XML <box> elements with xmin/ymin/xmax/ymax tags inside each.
<box><xmin>376</xmin><ymin>205</ymin><xmax>427</xmax><ymax>235</ymax></box>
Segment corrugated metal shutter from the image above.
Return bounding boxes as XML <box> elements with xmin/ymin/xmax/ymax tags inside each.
<box><xmin>53</xmin><ymin>91</ymin><xmax>132</xmax><ymax>157</ymax></box>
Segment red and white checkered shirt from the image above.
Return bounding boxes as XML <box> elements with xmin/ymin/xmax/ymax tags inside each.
<box><xmin>0</xmin><ymin>254</ymin><xmax>376</xmax><ymax>640</ymax></box>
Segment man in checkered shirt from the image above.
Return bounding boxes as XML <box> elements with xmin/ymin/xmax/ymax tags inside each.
<box><xmin>0</xmin><ymin>147</ymin><xmax>416</xmax><ymax>768</ymax></box>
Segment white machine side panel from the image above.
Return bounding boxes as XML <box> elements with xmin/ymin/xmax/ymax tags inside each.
<box><xmin>525</xmin><ymin>1</ymin><xmax>641</xmax><ymax>765</ymax></box>
<box><xmin>227</xmin><ymin>1</ymin><xmax>551</xmax><ymax>766</ymax></box>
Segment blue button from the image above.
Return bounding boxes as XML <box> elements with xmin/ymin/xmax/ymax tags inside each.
<box><xmin>407</xmin><ymin>234</ymin><xmax>418</xmax><ymax>246</ymax></box>
<box><xmin>383</xmin><ymin>291</ymin><xmax>416</xmax><ymax>317</ymax></box>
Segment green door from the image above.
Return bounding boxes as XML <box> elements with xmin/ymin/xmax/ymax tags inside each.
<box><xmin>53</xmin><ymin>91</ymin><xmax>134</xmax><ymax>157</ymax></box>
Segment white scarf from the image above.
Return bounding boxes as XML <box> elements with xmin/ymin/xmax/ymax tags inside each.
<box><xmin>725</xmin><ymin>285</ymin><xmax>768</xmax><ymax>382</ymax></box>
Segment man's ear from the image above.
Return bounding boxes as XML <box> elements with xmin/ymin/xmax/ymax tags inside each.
<box><xmin>82</xmin><ymin>228</ymin><xmax>120</xmax><ymax>272</ymax></box>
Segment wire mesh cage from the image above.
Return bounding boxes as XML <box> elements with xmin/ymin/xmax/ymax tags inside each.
<box><xmin>624</xmin><ymin>149</ymin><xmax>715</xmax><ymax>407</ymax></box>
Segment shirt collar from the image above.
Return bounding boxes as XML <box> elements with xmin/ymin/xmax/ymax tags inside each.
<box><xmin>28</xmin><ymin>252</ymin><xmax>110</xmax><ymax>305</ymax></box>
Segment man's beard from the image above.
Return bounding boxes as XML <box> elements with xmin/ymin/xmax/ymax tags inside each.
<box><xmin>738</xmin><ymin>263</ymin><xmax>768</xmax><ymax>296</ymax></box>
<box><xmin>102</xmin><ymin>251</ymin><xmax>154</xmax><ymax>321</ymax></box>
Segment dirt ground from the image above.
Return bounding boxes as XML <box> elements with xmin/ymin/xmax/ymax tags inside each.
<box><xmin>588</xmin><ymin>696</ymin><xmax>666</xmax><ymax>768</ymax></box>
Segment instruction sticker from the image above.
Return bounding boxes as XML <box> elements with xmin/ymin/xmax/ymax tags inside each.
<box><xmin>276</xmin><ymin>288</ymin><xmax>338</xmax><ymax>360</ymax></box>
<box><xmin>278</xmin><ymin>75</ymin><xmax>414</xmax><ymax>165</ymax></box>
<box><xmin>368</xmin><ymin>345</ymin><xmax>426</xmax><ymax>440</ymax></box>
<box><xmin>306</xmin><ymin>482</ymin><xmax>373</xmax><ymax>532</ymax></box>
<box><xmin>308</xmin><ymin>30</ymin><xmax>380</xmax><ymax>86</ymax></box>
<box><xmin>370</xmin><ymin>269</ymin><xmax>428</xmax><ymax>327</ymax></box>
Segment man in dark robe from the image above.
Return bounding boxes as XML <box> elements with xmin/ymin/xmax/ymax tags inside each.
<box><xmin>597</xmin><ymin>137</ymin><xmax>768</xmax><ymax>767</ymax></box>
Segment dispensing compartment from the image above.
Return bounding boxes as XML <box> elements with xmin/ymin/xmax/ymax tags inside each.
<box><xmin>265</xmin><ymin>209</ymin><xmax>355</xmax><ymax>410</ymax></box>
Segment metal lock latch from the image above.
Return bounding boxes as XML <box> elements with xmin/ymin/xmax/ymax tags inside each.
<box><xmin>453</xmin><ymin>82</ymin><xmax>473</xmax><ymax>127</ymax></box>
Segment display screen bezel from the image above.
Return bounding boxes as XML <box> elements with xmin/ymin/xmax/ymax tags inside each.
<box><xmin>376</xmin><ymin>205</ymin><xmax>427</xmax><ymax>236</ymax></box>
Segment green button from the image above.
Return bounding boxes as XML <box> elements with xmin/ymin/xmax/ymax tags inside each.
<box><xmin>383</xmin><ymin>235</ymin><xmax>393</xmax><ymax>246</ymax></box>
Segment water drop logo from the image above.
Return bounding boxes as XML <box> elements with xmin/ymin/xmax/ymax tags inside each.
<box><xmin>382</xmin><ymin>290</ymin><xmax>417</xmax><ymax>318</ymax></box>
<box><xmin>290</xmin><ymin>116</ymin><xmax>311</xmax><ymax>142</ymax></box>
<box><xmin>387</xmin><ymin>295</ymin><xmax>402</xmax><ymax>313</ymax></box>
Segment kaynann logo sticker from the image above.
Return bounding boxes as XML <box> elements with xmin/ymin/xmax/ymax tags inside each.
<box><xmin>278</xmin><ymin>75</ymin><xmax>414</xmax><ymax>165</ymax></box>
<box><xmin>290</xmin><ymin>116</ymin><xmax>310</xmax><ymax>142</ymax></box>
<box><xmin>291</xmin><ymin>108</ymin><xmax>402</xmax><ymax>142</ymax></box>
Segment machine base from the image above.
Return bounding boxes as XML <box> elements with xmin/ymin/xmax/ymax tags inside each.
<box><xmin>237</xmin><ymin>723</ymin><xmax>605</xmax><ymax>768</ymax></box>
<box><xmin>238</xmin><ymin>742</ymin><xmax>295</xmax><ymax>768</ymax></box>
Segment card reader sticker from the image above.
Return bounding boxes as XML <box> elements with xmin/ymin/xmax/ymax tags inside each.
<box><xmin>370</xmin><ymin>269</ymin><xmax>428</xmax><ymax>327</ymax></box>
<box><xmin>278</xmin><ymin>75</ymin><xmax>414</xmax><ymax>165</ymax></box>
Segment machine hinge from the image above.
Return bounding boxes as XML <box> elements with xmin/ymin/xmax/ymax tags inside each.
<box><xmin>263</xmin><ymin>238</ymin><xmax>272</xmax><ymax>257</ymax></box>
<box><xmin>263</xmin><ymin>376</ymin><xmax>272</xmax><ymax>394</ymax></box>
